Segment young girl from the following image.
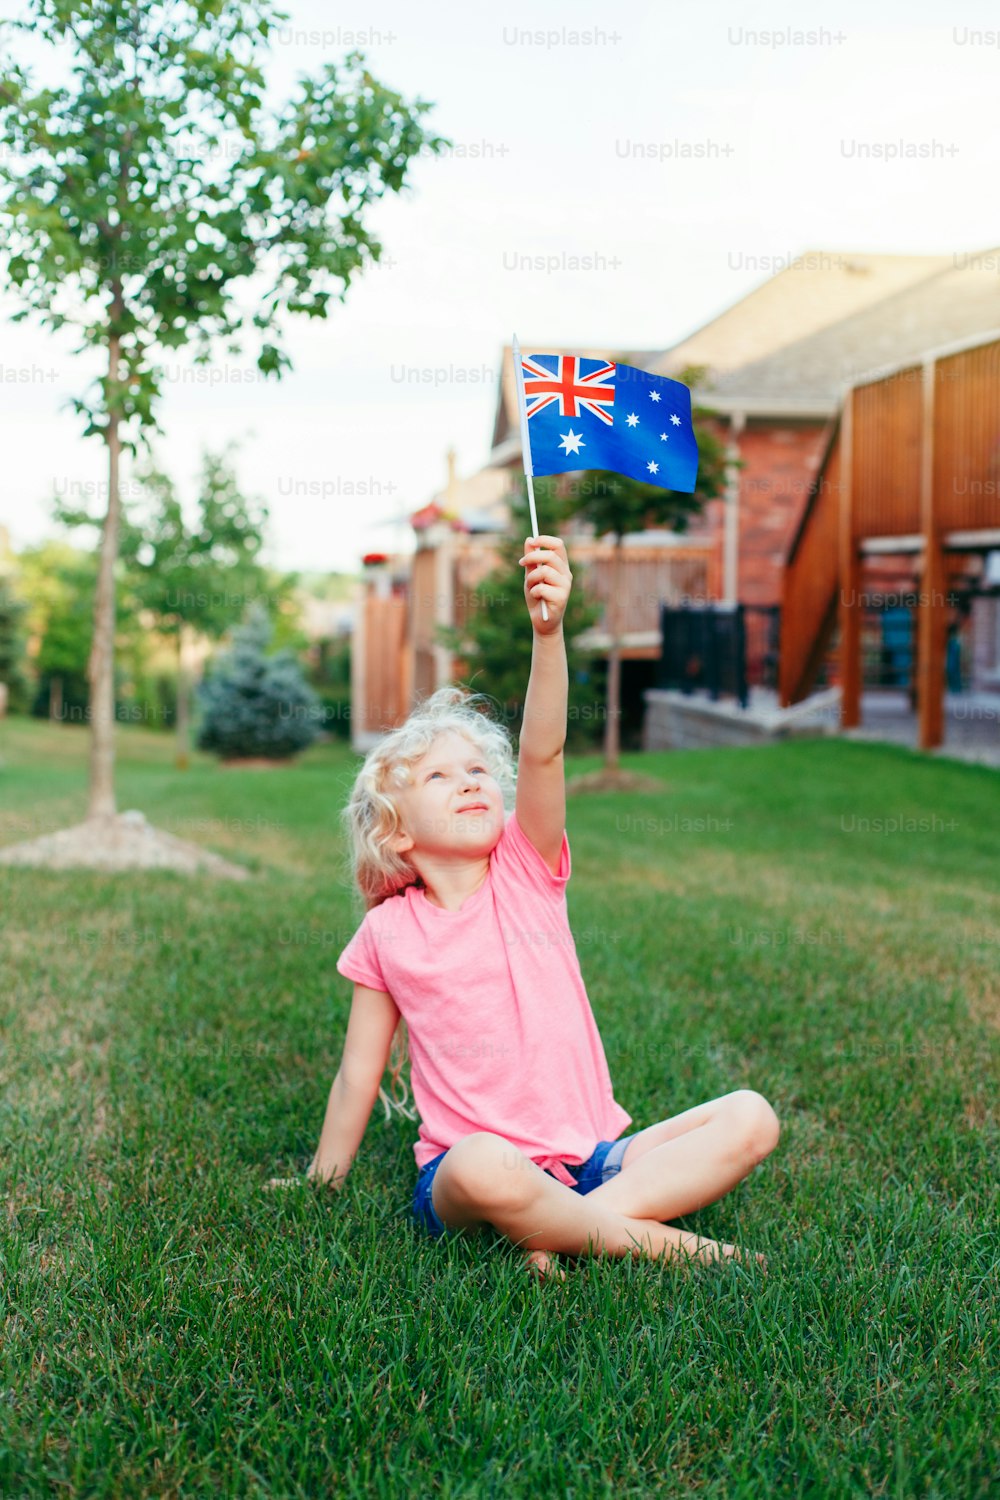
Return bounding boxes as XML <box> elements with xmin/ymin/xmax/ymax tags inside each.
<box><xmin>301</xmin><ymin>535</ymin><xmax>779</xmax><ymax>1281</ymax></box>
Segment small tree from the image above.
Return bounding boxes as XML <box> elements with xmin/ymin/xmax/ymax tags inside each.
<box><xmin>16</xmin><ymin>540</ymin><xmax>101</xmax><ymax>720</ymax></box>
<box><xmin>115</xmin><ymin>445</ymin><xmax>271</xmax><ymax>769</ymax></box>
<box><xmin>0</xmin><ymin>582</ymin><xmax>30</xmax><ymax>715</ymax></box>
<box><xmin>562</xmin><ymin>373</ymin><xmax>729</xmax><ymax>774</ymax></box>
<box><xmin>308</xmin><ymin>634</ymin><xmax>352</xmax><ymax>741</ymax></box>
<box><xmin>0</xmin><ymin>0</ymin><xmax>444</xmax><ymax>838</ymax></box>
<box><xmin>196</xmin><ymin>603</ymin><xmax>321</xmax><ymax>761</ymax></box>
<box><xmin>54</xmin><ymin>443</ymin><xmax>273</xmax><ymax>748</ymax></box>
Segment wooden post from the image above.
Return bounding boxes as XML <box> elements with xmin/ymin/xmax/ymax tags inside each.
<box><xmin>917</xmin><ymin>358</ymin><xmax>946</xmax><ymax>749</ymax></box>
<box><xmin>350</xmin><ymin>574</ymin><xmax>368</xmax><ymax>750</ymax></box>
<box><xmin>400</xmin><ymin>630</ymin><xmax>413</xmax><ymax>722</ymax></box>
<box><xmin>838</xmin><ymin>388</ymin><xmax>862</xmax><ymax>728</ymax></box>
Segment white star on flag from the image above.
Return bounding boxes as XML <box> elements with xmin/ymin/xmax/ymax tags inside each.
<box><xmin>670</xmin><ymin>413</ymin><xmax>682</xmax><ymax>426</ymax></box>
<box><xmin>647</xmin><ymin>460</ymin><xmax>659</xmax><ymax>474</ymax></box>
<box><xmin>626</xmin><ymin>412</ymin><xmax>639</xmax><ymax>427</ymax></box>
<box><xmin>660</xmin><ymin>432</ymin><xmax>668</xmax><ymax>441</ymax></box>
<box><xmin>649</xmin><ymin>390</ymin><xmax>661</xmax><ymax>402</ymax></box>
<box><xmin>558</xmin><ymin>428</ymin><xmax>585</xmax><ymax>455</ymax></box>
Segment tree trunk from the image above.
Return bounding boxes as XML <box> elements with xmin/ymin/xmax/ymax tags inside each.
<box><xmin>49</xmin><ymin>675</ymin><xmax>63</xmax><ymax>722</ymax></box>
<box><xmin>86</xmin><ymin>334</ymin><xmax>122</xmax><ymax>821</ymax></box>
<box><xmin>603</xmin><ymin>533</ymin><xmax>623</xmax><ymax>772</ymax></box>
<box><xmin>175</xmin><ymin>624</ymin><xmax>191</xmax><ymax>770</ymax></box>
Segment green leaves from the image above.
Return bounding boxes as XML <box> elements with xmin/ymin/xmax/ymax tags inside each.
<box><xmin>0</xmin><ymin>0</ymin><xmax>448</xmax><ymax>445</ymax></box>
<box><xmin>256</xmin><ymin>343</ymin><xmax>291</xmax><ymax>378</ymax></box>
<box><xmin>114</xmin><ymin>445</ymin><xmax>271</xmax><ymax>642</ymax></box>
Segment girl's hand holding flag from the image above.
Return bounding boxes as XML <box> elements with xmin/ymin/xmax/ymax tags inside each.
<box><xmin>519</xmin><ymin>534</ymin><xmax>572</xmax><ymax>636</ymax></box>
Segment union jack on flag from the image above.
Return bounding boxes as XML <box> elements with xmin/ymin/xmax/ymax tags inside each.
<box><xmin>521</xmin><ymin>354</ymin><xmax>616</xmax><ymax>426</ymax></box>
<box><xmin>515</xmin><ymin>349</ymin><xmax>699</xmax><ymax>493</ymax></box>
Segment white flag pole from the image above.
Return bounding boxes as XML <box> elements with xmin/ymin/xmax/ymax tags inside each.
<box><xmin>512</xmin><ymin>333</ymin><xmax>549</xmax><ymax>622</ymax></box>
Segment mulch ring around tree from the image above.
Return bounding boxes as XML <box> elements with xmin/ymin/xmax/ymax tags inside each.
<box><xmin>0</xmin><ymin>809</ymin><xmax>249</xmax><ymax>878</ymax></box>
<box><xmin>566</xmin><ymin>769</ymin><xmax>667</xmax><ymax>795</ymax></box>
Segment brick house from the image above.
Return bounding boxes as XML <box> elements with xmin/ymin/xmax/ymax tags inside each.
<box><xmin>351</xmin><ymin>250</ymin><xmax>1000</xmax><ymax>746</ymax></box>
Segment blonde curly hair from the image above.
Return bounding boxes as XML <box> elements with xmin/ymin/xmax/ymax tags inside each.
<box><xmin>340</xmin><ymin>685</ymin><xmax>517</xmax><ymax>1124</ymax></box>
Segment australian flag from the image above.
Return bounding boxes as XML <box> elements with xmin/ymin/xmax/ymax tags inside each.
<box><xmin>517</xmin><ymin>351</ymin><xmax>699</xmax><ymax>493</ymax></box>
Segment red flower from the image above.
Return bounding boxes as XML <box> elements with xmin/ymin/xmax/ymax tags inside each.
<box><xmin>362</xmin><ymin>552</ymin><xmax>389</xmax><ymax>566</ymax></box>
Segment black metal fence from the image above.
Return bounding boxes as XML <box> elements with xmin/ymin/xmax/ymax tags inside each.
<box><xmin>657</xmin><ymin>603</ymin><xmax>782</xmax><ymax>708</ymax></box>
<box><xmin>659</xmin><ymin>594</ymin><xmax>990</xmax><ymax>708</ymax></box>
<box><xmin>744</xmin><ymin>605</ymin><xmax>781</xmax><ymax>691</ymax></box>
<box><xmin>657</xmin><ymin>604</ymin><xmax>748</xmax><ymax>707</ymax></box>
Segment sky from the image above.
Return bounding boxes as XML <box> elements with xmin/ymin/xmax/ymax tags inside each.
<box><xmin>2</xmin><ymin>0</ymin><xmax>999</xmax><ymax>573</ymax></box>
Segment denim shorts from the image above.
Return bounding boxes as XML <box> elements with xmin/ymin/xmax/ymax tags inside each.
<box><xmin>411</xmin><ymin>1133</ymin><xmax>638</xmax><ymax>1240</ymax></box>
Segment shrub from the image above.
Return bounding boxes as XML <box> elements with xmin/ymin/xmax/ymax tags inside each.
<box><xmin>196</xmin><ymin>605</ymin><xmax>321</xmax><ymax>760</ymax></box>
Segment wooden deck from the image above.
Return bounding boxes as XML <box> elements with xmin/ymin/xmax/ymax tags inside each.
<box><xmin>780</xmin><ymin>331</ymin><xmax>1000</xmax><ymax>748</ymax></box>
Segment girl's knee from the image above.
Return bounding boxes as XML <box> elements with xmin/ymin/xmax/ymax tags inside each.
<box><xmin>728</xmin><ymin>1090</ymin><xmax>780</xmax><ymax>1162</ymax></box>
<box><xmin>446</xmin><ymin>1132</ymin><xmax>536</xmax><ymax>1211</ymax></box>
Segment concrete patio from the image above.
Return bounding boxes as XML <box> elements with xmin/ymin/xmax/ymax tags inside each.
<box><xmin>643</xmin><ymin>685</ymin><xmax>1000</xmax><ymax>768</ymax></box>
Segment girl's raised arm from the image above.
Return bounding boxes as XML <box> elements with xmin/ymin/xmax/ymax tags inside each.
<box><xmin>516</xmin><ymin>535</ymin><xmax>573</xmax><ymax>876</ymax></box>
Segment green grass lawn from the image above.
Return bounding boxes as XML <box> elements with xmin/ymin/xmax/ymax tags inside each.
<box><xmin>1</xmin><ymin>716</ymin><xmax>997</xmax><ymax>1497</ymax></box>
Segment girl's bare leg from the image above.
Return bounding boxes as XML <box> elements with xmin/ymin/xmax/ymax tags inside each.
<box><xmin>431</xmin><ymin>1133</ymin><xmax>763</xmax><ymax>1271</ymax></box>
<box><xmin>584</xmin><ymin>1089</ymin><xmax>780</xmax><ymax>1225</ymax></box>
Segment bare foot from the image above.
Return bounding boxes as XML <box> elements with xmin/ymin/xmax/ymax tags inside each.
<box><xmin>521</xmin><ymin>1248</ymin><xmax>566</xmax><ymax>1283</ymax></box>
<box><xmin>721</xmin><ymin>1242</ymin><xmax>769</xmax><ymax>1273</ymax></box>
<box><xmin>679</xmin><ymin>1235</ymin><xmax>768</xmax><ymax>1273</ymax></box>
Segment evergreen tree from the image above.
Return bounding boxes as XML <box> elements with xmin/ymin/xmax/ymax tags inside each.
<box><xmin>196</xmin><ymin>604</ymin><xmax>321</xmax><ymax>761</ymax></box>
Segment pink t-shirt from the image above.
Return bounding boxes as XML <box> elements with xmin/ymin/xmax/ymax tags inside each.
<box><xmin>336</xmin><ymin>810</ymin><xmax>632</xmax><ymax>1185</ymax></box>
